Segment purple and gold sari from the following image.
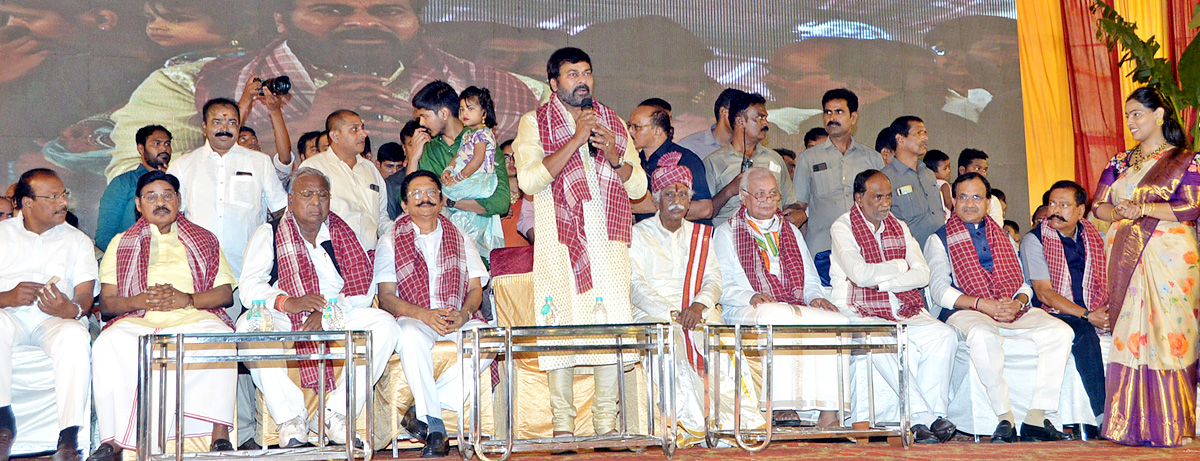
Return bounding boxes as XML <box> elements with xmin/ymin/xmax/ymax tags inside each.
<box><xmin>1096</xmin><ymin>146</ymin><xmax>1200</xmax><ymax>447</ymax></box>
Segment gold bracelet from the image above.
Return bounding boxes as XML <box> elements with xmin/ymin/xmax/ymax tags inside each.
<box><xmin>1141</xmin><ymin>202</ymin><xmax>1152</xmax><ymax>217</ymax></box>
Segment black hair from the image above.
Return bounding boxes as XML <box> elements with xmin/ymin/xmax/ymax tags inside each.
<box><xmin>852</xmin><ymin>169</ymin><xmax>886</xmax><ymax>197</ymax></box>
<box><xmin>822</xmin><ymin>88</ymin><xmax>859</xmax><ymax>113</ymax></box>
<box><xmin>201</xmin><ymin>97</ymin><xmax>239</xmax><ymax>123</ymax></box>
<box><xmin>951</xmin><ymin>172</ymin><xmax>991</xmax><ymax>199</ymax></box>
<box><xmin>399</xmin><ymin>170</ymin><xmax>442</xmax><ymax>202</ymax></box>
<box><xmin>377</xmin><ymin>142</ymin><xmax>405</xmax><ymax>163</ymax></box>
<box><xmin>11</xmin><ymin>168</ymin><xmax>58</xmax><ymax>210</ymax></box>
<box><xmin>1047</xmin><ymin>180</ymin><xmax>1088</xmax><ymax>207</ymax></box>
<box><xmin>727</xmin><ymin>91</ymin><xmax>767</xmax><ymax>129</ymax></box>
<box><xmin>399</xmin><ymin>119</ymin><xmax>422</xmax><ymax>144</ymax></box>
<box><xmin>889</xmin><ymin>115</ymin><xmax>924</xmax><ymax>138</ymax></box>
<box><xmin>639</xmin><ymin>98</ymin><xmax>673</xmax><ymax>112</ymax></box>
<box><xmin>135</xmin><ymin>125</ymin><xmax>171</xmax><ymax>146</ymax></box>
<box><xmin>324</xmin><ymin>109</ymin><xmax>360</xmax><ymax>133</ymax></box>
<box><xmin>1031</xmin><ymin>204</ymin><xmax>1049</xmax><ymax>228</ymax></box>
<box><xmin>362</xmin><ymin>136</ymin><xmax>372</xmax><ymax>156</ymax></box>
<box><xmin>1002</xmin><ymin>219</ymin><xmax>1020</xmax><ymax>234</ymax></box>
<box><xmin>776</xmin><ymin>148</ymin><xmax>796</xmax><ymax>160</ymax></box>
<box><xmin>957</xmin><ymin>148</ymin><xmax>988</xmax><ymax>171</ymax></box>
<box><xmin>923</xmin><ymin>149</ymin><xmax>949</xmax><ymax>172</ymax></box>
<box><xmin>136</xmin><ymin>170</ymin><xmax>180</xmax><ymax>197</ymax></box>
<box><xmin>297</xmin><ymin>130</ymin><xmax>321</xmax><ymax>154</ymax></box>
<box><xmin>647</xmin><ymin>109</ymin><xmax>673</xmax><ymax>139</ymax></box>
<box><xmin>803</xmin><ymin>127</ymin><xmax>828</xmax><ymax>147</ymax></box>
<box><xmin>499</xmin><ymin>139</ymin><xmax>515</xmax><ymax>152</ymax></box>
<box><xmin>459</xmin><ymin>86</ymin><xmax>497</xmax><ymax>129</ymax></box>
<box><xmin>412</xmin><ymin>80</ymin><xmax>460</xmax><ymax>118</ymax></box>
<box><xmin>239</xmin><ymin>126</ymin><xmax>257</xmax><ymax>136</ymax></box>
<box><xmin>546</xmin><ymin>47</ymin><xmax>591</xmax><ymax>81</ymax></box>
<box><xmin>875</xmin><ymin>126</ymin><xmax>896</xmax><ymax>152</ymax></box>
<box><xmin>992</xmin><ymin>188</ymin><xmax>1007</xmax><ymax>204</ymax></box>
<box><xmin>1127</xmin><ymin>87</ymin><xmax>1188</xmax><ymax>148</ymax></box>
<box><xmin>713</xmin><ymin>88</ymin><xmax>745</xmax><ymax>122</ymax></box>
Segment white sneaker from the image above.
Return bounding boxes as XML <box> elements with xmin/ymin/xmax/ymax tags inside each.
<box><xmin>277</xmin><ymin>415</ymin><xmax>309</xmax><ymax>448</ymax></box>
<box><xmin>309</xmin><ymin>410</ymin><xmax>350</xmax><ymax>446</ymax></box>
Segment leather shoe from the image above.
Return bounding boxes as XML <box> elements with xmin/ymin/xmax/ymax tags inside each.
<box><xmin>990</xmin><ymin>420</ymin><xmax>1017</xmax><ymax>443</ymax></box>
<box><xmin>210</xmin><ymin>438</ymin><xmax>235</xmax><ymax>451</ymax></box>
<box><xmin>772</xmin><ymin>410</ymin><xmax>803</xmax><ymax>428</ymax></box>
<box><xmin>421</xmin><ymin>432</ymin><xmax>450</xmax><ymax>458</ymax></box>
<box><xmin>83</xmin><ymin>443</ymin><xmax>119</xmax><ymax>461</ymax></box>
<box><xmin>402</xmin><ymin>406</ymin><xmax>429</xmax><ymax>443</ymax></box>
<box><xmin>238</xmin><ymin>439</ymin><xmax>262</xmax><ymax>451</ymax></box>
<box><xmin>930</xmin><ymin>417</ymin><xmax>957</xmax><ymax>443</ymax></box>
<box><xmin>911</xmin><ymin>424</ymin><xmax>939</xmax><ymax>444</ymax></box>
<box><xmin>0</xmin><ymin>428</ymin><xmax>11</xmax><ymax>461</ymax></box>
<box><xmin>1020</xmin><ymin>419</ymin><xmax>1069</xmax><ymax>442</ymax></box>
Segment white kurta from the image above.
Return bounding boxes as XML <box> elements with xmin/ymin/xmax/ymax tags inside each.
<box><xmin>924</xmin><ymin>231</ymin><xmax>1072</xmax><ymax>416</ymax></box>
<box><xmin>236</xmin><ymin>221</ymin><xmax>398</xmax><ymax>421</ymax></box>
<box><xmin>629</xmin><ymin>215</ymin><xmax>765</xmax><ymax>444</ymax></box>
<box><xmin>167</xmin><ymin>141</ymin><xmax>288</xmax><ymax>277</ymax></box>
<box><xmin>512</xmin><ymin>108</ymin><xmax>647</xmax><ymax>370</ymax></box>
<box><xmin>0</xmin><ymin>217</ymin><xmax>96</xmax><ymax>430</ymax></box>
<box><xmin>714</xmin><ymin>215</ymin><xmax>850</xmax><ymax>411</ymax></box>
<box><xmin>828</xmin><ymin>210</ymin><xmax>956</xmax><ymax>424</ymax></box>
<box><xmin>300</xmin><ymin>150</ymin><xmax>390</xmax><ymax>249</ymax></box>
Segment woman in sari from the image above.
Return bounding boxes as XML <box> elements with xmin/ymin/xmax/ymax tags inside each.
<box><xmin>1094</xmin><ymin>87</ymin><xmax>1199</xmax><ymax>447</ymax></box>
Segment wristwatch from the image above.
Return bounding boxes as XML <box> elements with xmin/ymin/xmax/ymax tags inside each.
<box><xmin>446</xmin><ymin>198</ymin><xmax>457</xmax><ymax>208</ymax></box>
<box><xmin>609</xmin><ymin>156</ymin><xmax>625</xmax><ymax>169</ymax></box>
<box><xmin>1081</xmin><ymin>310</ymin><xmax>1090</xmax><ymax>320</ymax></box>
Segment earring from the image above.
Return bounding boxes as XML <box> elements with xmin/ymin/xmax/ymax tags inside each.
<box><xmin>1157</xmin><ymin>118</ymin><xmax>1164</xmax><ymax>126</ymax></box>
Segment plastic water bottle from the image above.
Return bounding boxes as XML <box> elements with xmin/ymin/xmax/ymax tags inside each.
<box><xmin>594</xmin><ymin>296</ymin><xmax>608</xmax><ymax>324</ymax></box>
<box><xmin>322</xmin><ymin>297</ymin><xmax>345</xmax><ymax>330</ymax></box>
<box><xmin>247</xmin><ymin>300</ymin><xmax>266</xmax><ymax>332</ymax></box>
<box><xmin>539</xmin><ymin>296</ymin><xmax>558</xmax><ymax>326</ymax></box>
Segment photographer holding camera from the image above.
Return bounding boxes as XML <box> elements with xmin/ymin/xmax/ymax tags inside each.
<box><xmin>238</xmin><ymin>73</ymin><xmax>296</xmax><ymax>186</ymax></box>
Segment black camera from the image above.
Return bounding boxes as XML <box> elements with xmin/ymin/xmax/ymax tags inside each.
<box><xmin>254</xmin><ymin>76</ymin><xmax>291</xmax><ymax>96</ymax></box>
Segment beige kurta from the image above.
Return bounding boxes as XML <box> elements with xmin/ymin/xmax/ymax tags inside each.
<box><xmin>513</xmin><ymin>107</ymin><xmax>647</xmax><ymax>370</ymax></box>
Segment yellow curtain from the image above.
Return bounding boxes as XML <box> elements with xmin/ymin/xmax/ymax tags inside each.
<box><xmin>1018</xmin><ymin>0</ymin><xmax>1075</xmax><ymax>214</ymax></box>
<box><xmin>1114</xmin><ymin>0</ymin><xmax>1170</xmax><ymax>148</ymax></box>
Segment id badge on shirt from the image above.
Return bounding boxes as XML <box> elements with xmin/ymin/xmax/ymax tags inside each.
<box><xmin>897</xmin><ymin>185</ymin><xmax>914</xmax><ymax>196</ymax></box>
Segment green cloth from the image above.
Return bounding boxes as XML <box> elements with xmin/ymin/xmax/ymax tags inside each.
<box><xmin>417</xmin><ymin>129</ymin><xmax>511</xmax><ymax>216</ymax></box>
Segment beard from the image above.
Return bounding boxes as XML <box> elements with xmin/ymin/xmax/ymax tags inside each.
<box><xmin>286</xmin><ymin>26</ymin><xmax>410</xmax><ymax>76</ymax></box>
<box><xmin>555</xmin><ymin>83</ymin><xmax>591</xmax><ymax>107</ymax></box>
<box><xmin>145</xmin><ymin>152</ymin><xmax>170</xmax><ymax>170</ymax></box>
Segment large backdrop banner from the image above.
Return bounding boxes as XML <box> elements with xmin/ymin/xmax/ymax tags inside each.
<box><xmin>0</xmin><ymin>0</ymin><xmax>1023</xmax><ymax>235</ymax></box>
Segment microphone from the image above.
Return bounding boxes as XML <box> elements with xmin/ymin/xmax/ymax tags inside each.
<box><xmin>581</xmin><ymin>98</ymin><xmax>598</xmax><ymax>157</ymax></box>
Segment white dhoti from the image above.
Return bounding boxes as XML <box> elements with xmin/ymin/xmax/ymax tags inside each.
<box><xmin>396</xmin><ymin>318</ymin><xmax>491</xmax><ymax>425</ymax></box>
<box><xmin>236</xmin><ymin>308</ymin><xmax>399</xmax><ymax>421</ymax></box>
<box><xmin>92</xmin><ymin>315</ymin><xmax>236</xmax><ymax>449</ymax></box>
<box><xmin>0</xmin><ymin>307</ymin><xmax>90</xmax><ymax>429</ymax></box>
<box><xmin>945</xmin><ymin>308</ymin><xmax>1072</xmax><ymax>415</ymax></box>
<box><xmin>849</xmin><ymin>311</ymin><xmax>956</xmax><ymax>426</ymax></box>
<box><xmin>726</xmin><ymin>302</ymin><xmax>850</xmax><ymax>411</ymax></box>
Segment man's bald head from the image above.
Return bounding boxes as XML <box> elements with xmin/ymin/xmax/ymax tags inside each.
<box><xmin>325</xmin><ymin>109</ymin><xmax>361</xmax><ymax>133</ymax></box>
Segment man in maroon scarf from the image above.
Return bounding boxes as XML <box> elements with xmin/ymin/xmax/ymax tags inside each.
<box><xmin>92</xmin><ymin>171</ymin><xmax>237</xmax><ymax>460</ymax></box>
<box><xmin>713</xmin><ymin>167</ymin><xmax>849</xmax><ymax>428</ymax></box>
<box><xmin>511</xmin><ymin>47</ymin><xmax>647</xmax><ymax>438</ymax></box>
<box><xmin>925</xmin><ymin>173</ymin><xmax>1071</xmax><ymax>443</ymax></box>
<box><xmin>375</xmin><ymin>170</ymin><xmax>490</xmax><ymax>458</ymax></box>
<box><xmin>234</xmin><ymin>167</ymin><xmax>399</xmax><ymax>448</ymax></box>
<box><xmin>829</xmin><ymin>170</ymin><xmax>957</xmax><ymax>444</ymax></box>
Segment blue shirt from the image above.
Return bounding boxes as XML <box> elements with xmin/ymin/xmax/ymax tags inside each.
<box><xmin>637</xmin><ymin>140</ymin><xmax>713</xmax><ymax>226</ymax></box>
<box><xmin>95</xmin><ymin>164</ymin><xmax>149</xmax><ymax>251</ymax></box>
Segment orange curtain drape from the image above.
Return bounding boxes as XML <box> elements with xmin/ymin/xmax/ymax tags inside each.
<box><xmin>1018</xmin><ymin>0</ymin><xmax>1075</xmax><ymax>216</ymax></box>
<box><xmin>1061</xmin><ymin>0</ymin><xmax>1124</xmax><ymax>196</ymax></box>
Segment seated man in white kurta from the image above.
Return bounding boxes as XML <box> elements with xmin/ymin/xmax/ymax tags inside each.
<box><xmin>924</xmin><ymin>172</ymin><xmax>1072</xmax><ymax>443</ymax></box>
<box><xmin>0</xmin><ymin>169</ymin><xmax>97</xmax><ymax>461</ymax></box>
<box><xmin>829</xmin><ymin>169</ymin><xmax>957</xmax><ymax>444</ymax></box>
<box><xmin>713</xmin><ymin>167</ymin><xmax>850</xmax><ymax>428</ymax></box>
<box><xmin>630</xmin><ymin>152</ymin><xmax>765</xmax><ymax>445</ymax></box>
<box><xmin>375</xmin><ymin>171</ymin><xmax>491</xmax><ymax>458</ymax></box>
<box><xmin>92</xmin><ymin>171</ymin><xmax>237</xmax><ymax>461</ymax></box>
<box><xmin>235</xmin><ymin>167</ymin><xmax>399</xmax><ymax>448</ymax></box>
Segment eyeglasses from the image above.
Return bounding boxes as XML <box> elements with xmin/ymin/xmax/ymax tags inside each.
<box><xmin>742</xmin><ymin>188</ymin><xmax>780</xmax><ymax>202</ymax></box>
<box><xmin>296</xmin><ymin>190</ymin><xmax>331</xmax><ymax>200</ymax></box>
<box><xmin>407</xmin><ymin>189</ymin><xmax>441</xmax><ymax>200</ymax></box>
<box><xmin>138</xmin><ymin>191</ymin><xmax>177</xmax><ymax>203</ymax></box>
<box><xmin>33</xmin><ymin>190</ymin><xmax>71</xmax><ymax>201</ymax></box>
<box><xmin>955</xmin><ymin>194</ymin><xmax>986</xmax><ymax>203</ymax></box>
<box><xmin>627</xmin><ymin>122</ymin><xmax>653</xmax><ymax>131</ymax></box>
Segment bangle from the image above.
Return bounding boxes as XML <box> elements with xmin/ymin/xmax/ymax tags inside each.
<box><xmin>72</xmin><ymin>302</ymin><xmax>84</xmax><ymax>320</ymax></box>
<box><xmin>185</xmin><ymin>293</ymin><xmax>195</xmax><ymax>308</ymax></box>
<box><xmin>1141</xmin><ymin>202</ymin><xmax>1152</xmax><ymax>217</ymax></box>
<box><xmin>973</xmin><ymin>298</ymin><xmax>980</xmax><ymax>310</ymax></box>
<box><xmin>275</xmin><ymin>294</ymin><xmax>290</xmax><ymax>312</ymax></box>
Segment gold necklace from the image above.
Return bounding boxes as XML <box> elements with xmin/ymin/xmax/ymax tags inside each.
<box><xmin>1130</xmin><ymin>142</ymin><xmax>1173</xmax><ymax>167</ymax></box>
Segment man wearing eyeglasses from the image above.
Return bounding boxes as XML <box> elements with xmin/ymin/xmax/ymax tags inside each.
<box><xmin>234</xmin><ymin>167</ymin><xmax>399</xmax><ymax>448</ymax></box>
<box><xmin>628</xmin><ymin>101</ymin><xmax>713</xmax><ymax>226</ymax></box>
<box><xmin>91</xmin><ymin>170</ymin><xmax>238</xmax><ymax>460</ymax></box>
<box><xmin>713</xmin><ymin>167</ymin><xmax>849</xmax><ymax>429</ymax></box>
<box><xmin>0</xmin><ymin>169</ymin><xmax>97</xmax><ymax>461</ymax></box>
<box><xmin>374</xmin><ymin>170</ymin><xmax>490</xmax><ymax>458</ymax></box>
<box><xmin>924</xmin><ymin>172</ymin><xmax>1071</xmax><ymax>443</ymax></box>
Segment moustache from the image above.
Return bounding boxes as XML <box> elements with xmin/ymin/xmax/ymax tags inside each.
<box><xmin>416</xmin><ymin>200</ymin><xmax>436</xmax><ymax>207</ymax></box>
<box><xmin>573</xmin><ymin>84</ymin><xmax>591</xmax><ymax>94</ymax></box>
<box><xmin>1048</xmin><ymin>214</ymin><xmax>1066</xmax><ymax>222</ymax></box>
<box><xmin>153</xmin><ymin>206</ymin><xmax>171</xmax><ymax>215</ymax></box>
<box><xmin>333</xmin><ymin>27</ymin><xmax>398</xmax><ymax>44</ymax></box>
<box><xmin>215</xmin><ymin>131</ymin><xmax>234</xmax><ymax>139</ymax></box>
<box><xmin>666</xmin><ymin>203</ymin><xmax>686</xmax><ymax>213</ymax></box>
<box><xmin>826</xmin><ymin>121</ymin><xmax>840</xmax><ymax>128</ymax></box>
